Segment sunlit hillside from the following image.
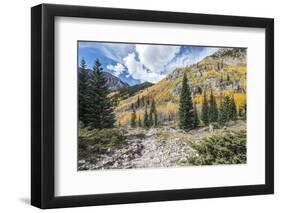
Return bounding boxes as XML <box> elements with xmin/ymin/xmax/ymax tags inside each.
<box><xmin>114</xmin><ymin>48</ymin><xmax>247</xmax><ymax>126</ymax></box>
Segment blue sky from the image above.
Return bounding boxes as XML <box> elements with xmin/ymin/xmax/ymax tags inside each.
<box><xmin>78</xmin><ymin>41</ymin><xmax>219</xmax><ymax>85</ymax></box>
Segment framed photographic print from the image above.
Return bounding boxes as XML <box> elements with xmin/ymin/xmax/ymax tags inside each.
<box><xmin>31</xmin><ymin>3</ymin><xmax>274</xmax><ymax>209</ymax></box>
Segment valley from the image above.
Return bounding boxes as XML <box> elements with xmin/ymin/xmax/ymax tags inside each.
<box><xmin>78</xmin><ymin>47</ymin><xmax>247</xmax><ymax>170</ymax></box>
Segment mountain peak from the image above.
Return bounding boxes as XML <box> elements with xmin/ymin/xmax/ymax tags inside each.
<box><xmin>79</xmin><ymin>68</ymin><xmax>129</xmax><ymax>91</ymax></box>
<box><xmin>101</xmin><ymin>71</ymin><xmax>129</xmax><ymax>91</ymax></box>
<box><xmin>206</xmin><ymin>48</ymin><xmax>247</xmax><ymax>66</ymax></box>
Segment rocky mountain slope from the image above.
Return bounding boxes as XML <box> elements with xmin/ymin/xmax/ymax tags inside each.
<box><xmin>101</xmin><ymin>71</ymin><xmax>129</xmax><ymax>91</ymax></box>
<box><xmin>80</xmin><ymin>68</ymin><xmax>129</xmax><ymax>91</ymax></box>
<box><xmin>110</xmin><ymin>82</ymin><xmax>154</xmax><ymax>106</ymax></box>
<box><xmin>114</xmin><ymin>48</ymin><xmax>247</xmax><ymax>126</ymax></box>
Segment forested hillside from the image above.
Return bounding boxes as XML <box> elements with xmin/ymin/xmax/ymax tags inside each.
<box><xmin>115</xmin><ymin>48</ymin><xmax>246</xmax><ymax>126</ymax></box>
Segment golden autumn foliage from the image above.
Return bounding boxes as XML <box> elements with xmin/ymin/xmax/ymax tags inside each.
<box><xmin>114</xmin><ymin>57</ymin><xmax>247</xmax><ymax>126</ymax></box>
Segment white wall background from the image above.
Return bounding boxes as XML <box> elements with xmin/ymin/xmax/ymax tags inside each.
<box><xmin>0</xmin><ymin>0</ymin><xmax>279</xmax><ymax>212</ymax></box>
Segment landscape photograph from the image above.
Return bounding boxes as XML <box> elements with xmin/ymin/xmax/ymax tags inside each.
<box><xmin>77</xmin><ymin>41</ymin><xmax>247</xmax><ymax>171</ymax></box>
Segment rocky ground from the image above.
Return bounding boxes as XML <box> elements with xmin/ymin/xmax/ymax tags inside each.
<box><xmin>78</xmin><ymin>120</ymin><xmax>246</xmax><ymax>170</ymax></box>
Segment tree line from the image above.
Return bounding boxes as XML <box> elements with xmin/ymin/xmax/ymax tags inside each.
<box><xmin>79</xmin><ymin>57</ymin><xmax>244</xmax><ymax>130</ymax></box>
<box><xmin>130</xmin><ymin>99</ymin><xmax>158</xmax><ymax>128</ymax></box>
<box><xmin>178</xmin><ymin>74</ymin><xmax>245</xmax><ymax>130</ymax></box>
<box><xmin>79</xmin><ymin>58</ymin><xmax>115</xmax><ymax>129</ymax></box>
<box><xmin>130</xmin><ymin>73</ymin><xmax>244</xmax><ymax>130</ymax></box>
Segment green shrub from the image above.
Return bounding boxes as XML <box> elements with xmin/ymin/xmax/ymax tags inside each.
<box><xmin>78</xmin><ymin>128</ymin><xmax>127</xmax><ymax>157</ymax></box>
<box><xmin>189</xmin><ymin>130</ymin><xmax>246</xmax><ymax>165</ymax></box>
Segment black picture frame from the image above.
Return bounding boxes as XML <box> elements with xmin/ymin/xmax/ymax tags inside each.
<box><xmin>31</xmin><ymin>3</ymin><xmax>274</xmax><ymax>209</ymax></box>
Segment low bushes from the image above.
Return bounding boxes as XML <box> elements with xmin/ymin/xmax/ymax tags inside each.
<box><xmin>189</xmin><ymin>130</ymin><xmax>246</xmax><ymax>165</ymax></box>
<box><xmin>78</xmin><ymin>128</ymin><xmax>126</xmax><ymax>158</ymax></box>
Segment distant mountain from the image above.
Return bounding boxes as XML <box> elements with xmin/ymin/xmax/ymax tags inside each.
<box><xmin>110</xmin><ymin>82</ymin><xmax>154</xmax><ymax>107</ymax></box>
<box><xmin>119</xmin><ymin>82</ymin><xmax>154</xmax><ymax>97</ymax></box>
<box><xmin>79</xmin><ymin>68</ymin><xmax>129</xmax><ymax>91</ymax></box>
<box><xmin>101</xmin><ymin>71</ymin><xmax>129</xmax><ymax>91</ymax></box>
<box><xmin>114</xmin><ymin>48</ymin><xmax>247</xmax><ymax>126</ymax></box>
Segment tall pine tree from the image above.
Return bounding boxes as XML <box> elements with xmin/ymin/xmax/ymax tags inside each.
<box><xmin>143</xmin><ymin>107</ymin><xmax>150</xmax><ymax>128</ymax></box>
<box><xmin>229</xmin><ymin>95</ymin><xmax>237</xmax><ymax>121</ymax></box>
<box><xmin>78</xmin><ymin>58</ymin><xmax>90</xmax><ymax>126</ymax></box>
<box><xmin>178</xmin><ymin>74</ymin><xmax>194</xmax><ymax>130</ymax></box>
<box><xmin>149</xmin><ymin>99</ymin><xmax>157</xmax><ymax>126</ymax></box>
<box><xmin>138</xmin><ymin>115</ymin><xmax>142</xmax><ymax>127</ymax></box>
<box><xmin>201</xmin><ymin>91</ymin><xmax>209</xmax><ymax>125</ymax></box>
<box><xmin>193</xmin><ymin>103</ymin><xmax>200</xmax><ymax>128</ymax></box>
<box><xmin>227</xmin><ymin>73</ymin><xmax>230</xmax><ymax>81</ymax></box>
<box><xmin>218</xmin><ymin>95</ymin><xmax>231</xmax><ymax>125</ymax></box>
<box><xmin>209</xmin><ymin>90</ymin><xmax>218</xmax><ymax>123</ymax></box>
<box><xmin>87</xmin><ymin>59</ymin><xmax>115</xmax><ymax>129</ymax></box>
<box><xmin>130</xmin><ymin>109</ymin><xmax>137</xmax><ymax>128</ymax></box>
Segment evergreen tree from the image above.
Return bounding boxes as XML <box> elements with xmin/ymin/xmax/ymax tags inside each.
<box><xmin>178</xmin><ymin>74</ymin><xmax>194</xmax><ymax>130</ymax></box>
<box><xmin>227</xmin><ymin>73</ymin><xmax>230</xmax><ymax>81</ymax></box>
<box><xmin>220</xmin><ymin>74</ymin><xmax>223</xmax><ymax>83</ymax></box>
<box><xmin>193</xmin><ymin>103</ymin><xmax>200</xmax><ymax>128</ymax></box>
<box><xmin>149</xmin><ymin>111</ymin><xmax>153</xmax><ymax>127</ymax></box>
<box><xmin>209</xmin><ymin>90</ymin><xmax>218</xmax><ymax>123</ymax></box>
<box><xmin>218</xmin><ymin>95</ymin><xmax>225</xmax><ymax>125</ymax></box>
<box><xmin>238</xmin><ymin>107</ymin><xmax>243</xmax><ymax>117</ymax></box>
<box><xmin>143</xmin><ymin>107</ymin><xmax>150</xmax><ymax>128</ymax></box>
<box><xmin>87</xmin><ymin>59</ymin><xmax>115</xmax><ymax>129</ymax></box>
<box><xmin>229</xmin><ymin>96</ymin><xmax>237</xmax><ymax>120</ymax></box>
<box><xmin>224</xmin><ymin>96</ymin><xmax>232</xmax><ymax>122</ymax></box>
<box><xmin>201</xmin><ymin>91</ymin><xmax>209</xmax><ymax>125</ymax></box>
<box><xmin>138</xmin><ymin>115</ymin><xmax>142</xmax><ymax>127</ymax></box>
<box><xmin>149</xmin><ymin>99</ymin><xmax>157</xmax><ymax>126</ymax></box>
<box><xmin>218</xmin><ymin>95</ymin><xmax>231</xmax><ymax>125</ymax></box>
<box><xmin>217</xmin><ymin>63</ymin><xmax>220</xmax><ymax>71</ymax></box>
<box><xmin>130</xmin><ymin>109</ymin><xmax>137</xmax><ymax>128</ymax></box>
<box><xmin>78</xmin><ymin>58</ymin><xmax>90</xmax><ymax>126</ymax></box>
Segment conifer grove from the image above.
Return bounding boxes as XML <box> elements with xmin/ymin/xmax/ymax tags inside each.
<box><xmin>178</xmin><ymin>74</ymin><xmax>240</xmax><ymax>131</ymax></box>
<box><xmin>78</xmin><ymin>59</ymin><xmax>115</xmax><ymax>129</ymax></box>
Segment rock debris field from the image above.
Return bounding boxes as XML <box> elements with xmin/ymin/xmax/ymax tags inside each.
<box><xmin>78</xmin><ymin>121</ymin><xmax>246</xmax><ymax>170</ymax></box>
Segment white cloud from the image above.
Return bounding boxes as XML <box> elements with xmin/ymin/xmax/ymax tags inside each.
<box><xmin>101</xmin><ymin>43</ymin><xmax>134</xmax><ymax>62</ymax></box>
<box><xmin>164</xmin><ymin>47</ymin><xmax>219</xmax><ymax>74</ymax></box>
<box><xmin>106</xmin><ymin>63</ymin><xmax>125</xmax><ymax>77</ymax></box>
<box><xmin>165</xmin><ymin>54</ymin><xmax>191</xmax><ymax>72</ymax></box>
<box><xmin>123</xmin><ymin>52</ymin><xmax>165</xmax><ymax>83</ymax></box>
<box><xmin>135</xmin><ymin>44</ymin><xmax>180</xmax><ymax>73</ymax></box>
<box><xmin>193</xmin><ymin>47</ymin><xmax>219</xmax><ymax>64</ymax></box>
<box><xmin>79</xmin><ymin>42</ymin><xmax>134</xmax><ymax>63</ymax></box>
<box><xmin>80</xmin><ymin>41</ymin><xmax>219</xmax><ymax>84</ymax></box>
